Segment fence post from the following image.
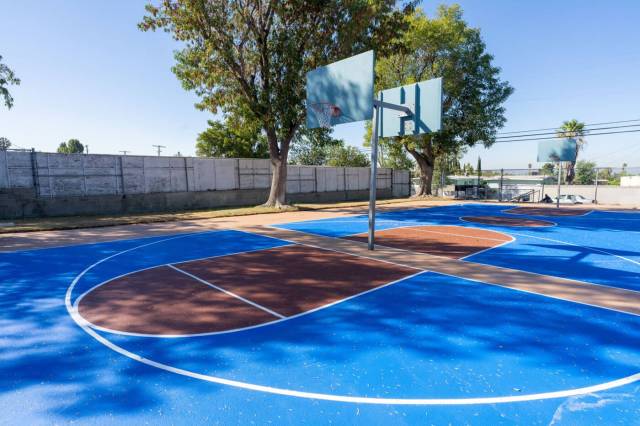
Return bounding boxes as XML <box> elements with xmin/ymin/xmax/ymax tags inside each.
<box><xmin>556</xmin><ymin>162</ymin><xmax>561</xmax><ymax>208</ymax></box>
<box><xmin>184</xmin><ymin>156</ymin><xmax>190</xmax><ymax>192</ymax></box>
<box><xmin>594</xmin><ymin>168</ymin><xmax>599</xmax><ymax>204</ymax></box>
<box><xmin>30</xmin><ymin>148</ymin><xmax>40</xmax><ymax>197</ymax></box>
<box><xmin>3</xmin><ymin>150</ymin><xmax>10</xmax><ymax>188</ymax></box>
<box><xmin>498</xmin><ymin>168</ymin><xmax>504</xmax><ymax>202</ymax></box>
<box><xmin>119</xmin><ymin>156</ymin><xmax>126</xmax><ymax>195</ymax></box>
<box><xmin>81</xmin><ymin>154</ymin><xmax>88</xmax><ymax>195</ymax></box>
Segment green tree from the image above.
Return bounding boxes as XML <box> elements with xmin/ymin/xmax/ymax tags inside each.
<box><xmin>196</xmin><ymin>116</ymin><xmax>268</xmax><ymax>158</ymax></box>
<box><xmin>140</xmin><ymin>1</ymin><xmax>411</xmax><ymax>207</ymax></box>
<box><xmin>597</xmin><ymin>167</ymin><xmax>613</xmax><ymax>184</ymax></box>
<box><xmin>556</xmin><ymin>119</ymin><xmax>586</xmax><ymax>184</ymax></box>
<box><xmin>0</xmin><ymin>55</ymin><xmax>20</xmax><ymax>109</ymax></box>
<box><xmin>462</xmin><ymin>162</ymin><xmax>475</xmax><ymax>176</ymax></box>
<box><xmin>326</xmin><ymin>145</ymin><xmax>370</xmax><ymax>167</ymax></box>
<box><xmin>372</xmin><ymin>6</ymin><xmax>513</xmax><ymax>195</ymax></box>
<box><xmin>540</xmin><ymin>162</ymin><xmax>556</xmax><ymax>180</ymax></box>
<box><xmin>363</xmin><ymin>122</ymin><xmax>414</xmax><ymax>169</ymax></box>
<box><xmin>0</xmin><ymin>137</ymin><xmax>11</xmax><ymax>150</ymax></box>
<box><xmin>574</xmin><ymin>160</ymin><xmax>596</xmax><ymax>185</ymax></box>
<box><xmin>57</xmin><ymin>139</ymin><xmax>84</xmax><ymax>154</ymax></box>
<box><xmin>289</xmin><ymin>127</ymin><xmax>343</xmax><ymax>166</ymax></box>
<box><xmin>432</xmin><ymin>151</ymin><xmax>462</xmax><ymax>192</ymax></box>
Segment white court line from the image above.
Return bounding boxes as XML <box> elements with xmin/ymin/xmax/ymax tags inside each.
<box><xmin>254</xmin><ymin>227</ymin><xmax>424</xmax><ymax>271</ymax></box>
<box><xmin>459</xmin><ymin>237</ymin><xmax>516</xmax><ymax>261</ymax></box>
<box><xmin>73</xmin><ymin>231</ymin><xmax>423</xmax><ymax>338</ymax></box>
<box><xmin>502</xmin><ymin>207</ymin><xmax>593</xmax><ymax>218</ymax></box>
<box><xmin>72</xmin><ymin>244</ymin><xmax>294</xmax><ymax>309</ymax></box>
<box><xmin>430</xmin><ymin>269</ymin><xmax>640</xmax><ymax>318</ymax></box>
<box><xmin>167</xmin><ymin>264</ymin><xmax>285</xmax><ymax>319</ymax></box>
<box><xmin>402</xmin><ymin>226</ymin><xmax>511</xmax><ymax>243</ymax></box>
<box><xmin>459</xmin><ymin>215</ymin><xmax>558</xmax><ymax>228</ymax></box>
<box><xmin>83</xmin><ymin>270</ymin><xmax>425</xmax><ymax>338</ymax></box>
<box><xmin>505</xmin><ymin>231</ymin><xmax>640</xmax><ymax>268</ymax></box>
<box><xmin>64</xmin><ymin>233</ymin><xmax>640</xmax><ymax>404</ymax></box>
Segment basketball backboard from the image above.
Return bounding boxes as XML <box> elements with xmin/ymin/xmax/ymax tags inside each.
<box><xmin>537</xmin><ymin>138</ymin><xmax>577</xmax><ymax>162</ymax></box>
<box><xmin>378</xmin><ymin>77</ymin><xmax>443</xmax><ymax>138</ymax></box>
<box><xmin>306</xmin><ymin>50</ymin><xmax>374</xmax><ymax>129</ymax></box>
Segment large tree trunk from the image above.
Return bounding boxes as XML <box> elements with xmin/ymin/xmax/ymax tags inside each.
<box><xmin>265</xmin><ymin>156</ymin><xmax>288</xmax><ymax>207</ymax></box>
<box><xmin>406</xmin><ymin>147</ymin><xmax>435</xmax><ymax>196</ymax></box>
<box><xmin>565</xmin><ymin>162</ymin><xmax>575</xmax><ymax>184</ymax></box>
<box><xmin>263</xmin><ymin>126</ymin><xmax>294</xmax><ymax>208</ymax></box>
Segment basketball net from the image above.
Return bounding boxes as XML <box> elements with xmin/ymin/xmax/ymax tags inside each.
<box><xmin>310</xmin><ymin>102</ymin><xmax>341</xmax><ymax>128</ymax></box>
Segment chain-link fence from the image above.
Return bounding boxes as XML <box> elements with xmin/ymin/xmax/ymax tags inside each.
<box><xmin>415</xmin><ymin>165</ymin><xmax>640</xmax><ymax>205</ymax></box>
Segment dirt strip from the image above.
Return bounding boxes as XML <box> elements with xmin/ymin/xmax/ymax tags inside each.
<box><xmin>242</xmin><ymin>225</ymin><xmax>640</xmax><ymax>316</ymax></box>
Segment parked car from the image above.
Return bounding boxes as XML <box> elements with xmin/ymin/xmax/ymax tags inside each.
<box><xmin>555</xmin><ymin>194</ymin><xmax>593</xmax><ymax>204</ymax></box>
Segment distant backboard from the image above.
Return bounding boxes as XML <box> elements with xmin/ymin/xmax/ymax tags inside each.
<box><xmin>306</xmin><ymin>51</ymin><xmax>374</xmax><ymax>129</ymax></box>
<box><xmin>537</xmin><ymin>138</ymin><xmax>577</xmax><ymax>162</ymax></box>
<box><xmin>378</xmin><ymin>77</ymin><xmax>442</xmax><ymax>138</ymax></box>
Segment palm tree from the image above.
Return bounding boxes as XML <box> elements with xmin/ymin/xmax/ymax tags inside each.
<box><xmin>556</xmin><ymin>119</ymin><xmax>587</xmax><ymax>184</ymax></box>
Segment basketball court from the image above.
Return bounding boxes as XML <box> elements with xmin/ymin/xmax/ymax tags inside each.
<box><xmin>2</xmin><ymin>202</ymin><xmax>640</xmax><ymax>424</ymax></box>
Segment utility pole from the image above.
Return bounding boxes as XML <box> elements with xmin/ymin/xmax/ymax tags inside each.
<box><xmin>152</xmin><ymin>145</ymin><xmax>166</xmax><ymax>157</ymax></box>
<box><xmin>119</xmin><ymin>150</ymin><xmax>130</xmax><ymax>155</ymax></box>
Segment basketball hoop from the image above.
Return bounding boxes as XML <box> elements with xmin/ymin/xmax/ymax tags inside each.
<box><xmin>310</xmin><ymin>102</ymin><xmax>341</xmax><ymax>128</ymax></box>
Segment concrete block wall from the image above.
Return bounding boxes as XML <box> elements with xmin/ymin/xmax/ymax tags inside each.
<box><xmin>0</xmin><ymin>151</ymin><xmax>411</xmax><ymax>218</ymax></box>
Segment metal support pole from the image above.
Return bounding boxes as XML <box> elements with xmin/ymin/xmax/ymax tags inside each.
<box><xmin>594</xmin><ymin>168</ymin><xmax>599</xmax><ymax>204</ymax></box>
<box><xmin>556</xmin><ymin>162</ymin><xmax>561</xmax><ymax>208</ymax></box>
<box><xmin>499</xmin><ymin>168</ymin><xmax>504</xmax><ymax>202</ymax></box>
<box><xmin>368</xmin><ymin>105</ymin><xmax>380</xmax><ymax>250</ymax></box>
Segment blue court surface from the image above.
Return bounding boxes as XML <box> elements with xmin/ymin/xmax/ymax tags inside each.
<box><xmin>2</xmin><ymin>204</ymin><xmax>640</xmax><ymax>425</ymax></box>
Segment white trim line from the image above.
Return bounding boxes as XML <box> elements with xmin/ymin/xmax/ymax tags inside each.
<box><xmin>505</xmin><ymin>231</ymin><xmax>640</xmax><ymax>268</ymax></box>
<box><xmin>410</xmin><ymin>227</ymin><xmax>511</xmax><ymax>242</ymax></box>
<box><xmin>459</xmin><ymin>215</ymin><xmax>557</xmax><ymax>228</ymax></box>
<box><xmin>502</xmin><ymin>207</ymin><xmax>593</xmax><ymax>217</ymax></box>
<box><xmin>168</xmin><ymin>264</ymin><xmax>285</xmax><ymax>319</ymax></box>
<box><xmin>431</xmin><ymin>269</ymin><xmax>640</xmax><ymax>318</ymax></box>
<box><xmin>65</xmin><ymin>232</ymin><xmax>640</xmax><ymax>405</ymax></box>
<box><xmin>459</xmin><ymin>237</ymin><xmax>516</xmax><ymax>261</ymax></box>
<box><xmin>248</xmin><ymin>228</ymin><xmax>424</xmax><ymax>272</ymax></box>
<box><xmin>72</xmin><ymin>244</ymin><xmax>294</xmax><ymax>308</ymax></box>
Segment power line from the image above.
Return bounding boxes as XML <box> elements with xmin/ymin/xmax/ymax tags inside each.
<box><xmin>495</xmin><ymin>123</ymin><xmax>640</xmax><ymax>140</ymax></box>
<box><xmin>497</xmin><ymin>118</ymin><xmax>640</xmax><ymax>135</ymax></box>
<box><xmin>493</xmin><ymin>128</ymin><xmax>640</xmax><ymax>143</ymax></box>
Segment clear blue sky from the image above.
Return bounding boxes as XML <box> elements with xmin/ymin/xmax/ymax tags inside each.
<box><xmin>1</xmin><ymin>0</ymin><xmax>639</xmax><ymax>168</ymax></box>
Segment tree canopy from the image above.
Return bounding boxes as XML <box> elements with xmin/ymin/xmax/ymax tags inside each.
<box><xmin>574</xmin><ymin>160</ymin><xmax>596</xmax><ymax>185</ymax></box>
<box><xmin>371</xmin><ymin>6</ymin><xmax>513</xmax><ymax>195</ymax></box>
<box><xmin>57</xmin><ymin>139</ymin><xmax>84</xmax><ymax>154</ymax></box>
<box><xmin>140</xmin><ymin>0</ymin><xmax>412</xmax><ymax>207</ymax></box>
<box><xmin>325</xmin><ymin>145</ymin><xmax>370</xmax><ymax>167</ymax></box>
<box><xmin>288</xmin><ymin>127</ymin><xmax>343</xmax><ymax>166</ymax></box>
<box><xmin>0</xmin><ymin>55</ymin><xmax>21</xmax><ymax>109</ymax></box>
<box><xmin>196</xmin><ymin>115</ymin><xmax>268</xmax><ymax>158</ymax></box>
